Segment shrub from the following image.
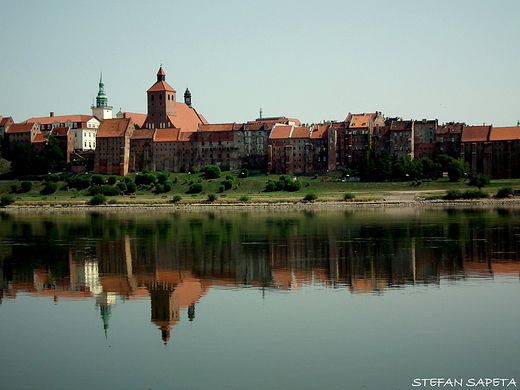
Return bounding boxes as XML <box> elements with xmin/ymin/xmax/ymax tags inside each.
<box><xmin>468</xmin><ymin>174</ymin><xmax>490</xmax><ymax>189</ymax></box>
<box><xmin>172</xmin><ymin>194</ymin><xmax>183</xmax><ymax>203</ymax></box>
<box><xmin>462</xmin><ymin>189</ymin><xmax>488</xmax><ymax>199</ymax></box>
<box><xmin>117</xmin><ymin>182</ymin><xmax>127</xmax><ymax>193</ymax></box>
<box><xmin>222</xmin><ymin>179</ymin><xmax>234</xmax><ymax>190</ymax></box>
<box><xmin>285</xmin><ymin>180</ymin><xmax>302</xmax><ymax>192</ymax></box>
<box><xmin>107</xmin><ymin>176</ymin><xmax>117</xmax><ymax>185</ymax></box>
<box><xmin>126</xmin><ymin>182</ymin><xmax>137</xmax><ymax>193</ymax></box>
<box><xmin>91</xmin><ymin>174</ymin><xmax>106</xmax><ymax>185</ymax></box>
<box><xmin>88</xmin><ymin>186</ymin><xmax>120</xmax><ymax>196</ymax></box>
<box><xmin>0</xmin><ymin>194</ymin><xmax>15</xmax><ymax>206</ymax></box>
<box><xmin>218</xmin><ymin>185</ymin><xmax>225</xmax><ymax>193</ymax></box>
<box><xmin>264</xmin><ymin>181</ymin><xmax>276</xmax><ymax>192</ymax></box>
<box><xmin>239</xmin><ymin>168</ymin><xmax>249</xmax><ymax>178</ymax></box>
<box><xmin>189</xmin><ymin>166</ymin><xmax>198</xmax><ymax>174</ymax></box>
<box><xmin>163</xmin><ymin>181</ymin><xmax>173</xmax><ymax>192</ymax></box>
<box><xmin>135</xmin><ymin>173</ymin><xmax>156</xmax><ymax>186</ymax></box>
<box><xmin>157</xmin><ymin>172</ymin><xmax>169</xmax><ymax>183</ymax></box>
<box><xmin>155</xmin><ymin>184</ymin><xmax>164</xmax><ymax>193</ymax></box>
<box><xmin>303</xmin><ymin>192</ymin><xmax>317</xmax><ymax>202</ymax></box>
<box><xmin>41</xmin><ymin>181</ymin><xmax>57</xmax><ymax>195</ymax></box>
<box><xmin>124</xmin><ymin>176</ymin><xmax>133</xmax><ymax>184</ymax></box>
<box><xmin>239</xmin><ymin>195</ymin><xmax>250</xmax><ymax>202</ymax></box>
<box><xmin>20</xmin><ymin>181</ymin><xmax>33</xmax><ymax>192</ymax></box>
<box><xmin>207</xmin><ymin>193</ymin><xmax>218</xmax><ymax>202</ymax></box>
<box><xmin>496</xmin><ymin>187</ymin><xmax>514</xmax><ymax>198</ymax></box>
<box><xmin>10</xmin><ymin>184</ymin><xmax>18</xmax><ymax>193</ymax></box>
<box><xmin>203</xmin><ymin>165</ymin><xmax>221</xmax><ymax>179</ymax></box>
<box><xmin>444</xmin><ymin>190</ymin><xmax>462</xmax><ymax>200</ymax></box>
<box><xmin>68</xmin><ymin>176</ymin><xmax>91</xmax><ymax>189</ymax></box>
<box><xmin>343</xmin><ymin>192</ymin><xmax>355</xmax><ymax>201</ymax></box>
<box><xmin>89</xmin><ymin>194</ymin><xmax>106</xmax><ymax>205</ymax></box>
<box><xmin>188</xmin><ymin>183</ymin><xmax>203</xmax><ymax>193</ymax></box>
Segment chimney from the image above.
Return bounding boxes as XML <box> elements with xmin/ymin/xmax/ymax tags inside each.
<box><xmin>50</xmin><ymin>112</ymin><xmax>54</xmax><ymax>117</ymax></box>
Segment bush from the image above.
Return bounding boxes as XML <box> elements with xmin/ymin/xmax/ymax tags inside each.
<box><xmin>203</xmin><ymin>165</ymin><xmax>221</xmax><ymax>179</ymax></box>
<box><xmin>10</xmin><ymin>184</ymin><xmax>18</xmax><ymax>193</ymax></box>
<box><xmin>444</xmin><ymin>190</ymin><xmax>462</xmax><ymax>200</ymax></box>
<box><xmin>124</xmin><ymin>176</ymin><xmax>133</xmax><ymax>184</ymax></box>
<box><xmin>157</xmin><ymin>172</ymin><xmax>169</xmax><ymax>184</ymax></box>
<box><xmin>163</xmin><ymin>181</ymin><xmax>173</xmax><ymax>192</ymax></box>
<box><xmin>91</xmin><ymin>174</ymin><xmax>106</xmax><ymax>185</ymax></box>
<box><xmin>303</xmin><ymin>192</ymin><xmax>317</xmax><ymax>202</ymax></box>
<box><xmin>41</xmin><ymin>181</ymin><xmax>57</xmax><ymax>195</ymax></box>
<box><xmin>107</xmin><ymin>176</ymin><xmax>117</xmax><ymax>185</ymax></box>
<box><xmin>222</xmin><ymin>179</ymin><xmax>234</xmax><ymax>190</ymax></box>
<box><xmin>343</xmin><ymin>192</ymin><xmax>355</xmax><ymax>201</ymax></box>
<box><xmin>126</xmin><ymin>182</ymin><xmax>137</xmax><ymax>193</ymax></box>
<box><xmin>189</xmin><ymin>166</ymin><xmax>198</xmax><ymax>174</ymax></box>
<box><xmin>496</xmin><ymin>187</ymin><xmax>514</xmax><ymax>198</ymax></box>
<box><xmin>172</xmin><ymin>194</ymin><xmax>183</xmax><ymax>203</ymax></box>
<box><xmin>135</xmin><ymin>173</ymin><xmax>156</xmax><ymax>186</ymax></box>
<box><xmin>462</xmin><ymin>189</ymin><xmax>488</xmax><ymax>199</ymax></box>
<box><xmin>239</xmin><ymin>168</ymin><xmax>249</xmax><ymax>178</ymax></box>
<box><xmin>0</xmin><ymin>194</ymin><xmax>15</xmax><ymax>206</ymax></box>
<box><xmin>155</xmin><ymin>184</ymin><xmax>164</xmax><ymax>193</ymax></box>
<box><xmin>20</xmin><ymin>181</ymin><xmax>33</xmax><ymax>192</ymax></box>
<box><xmin>68</xmin><ymin>175</ymin><xmax>91</xmax><ymax>189</ymax></box>
<box><xmin>468</xmin><ymin>174</ymin><xmax>490</xmax><ymax>189</ymax></box>
<box><xmin>188</xmin><ymin>183</ymin><xmax>203</xmax><ymax>193</ymax></box>
<box><xmin>264</xmin><ymin>181</ymin><xmax>276</xmax><ymax>192</ymax></box>
<box><xmin>89</xmin><ymin>194</ymin><xmax>106</xmax><ymax>205</ymax></box>
<box><xmin>117</xmin><ymin>182</ymin><xmax>127</xmax><ymax>193</ymax></box>
<box><xmin>285</xmin><ymin>180</ymin><xmax>302</xmax><ymax>192</ymax></box>
<box><xmin>207</xmin><ymin>193</ymin><xmax>218</xmax><ymax>202</ymax></box>
<box><xmin>239</xmin><ymin>195</ymin><xmax>250</xmax><ymax>202</ymax></box>
<box><xmin>218</xmin><ymin>185</ymin><xmax>225</xmax><ymax>193</ymax></box>
<box><xmin>88</xmin><ymin>186</ymin><xmax>120</xmax><ymax>196</ymax></box>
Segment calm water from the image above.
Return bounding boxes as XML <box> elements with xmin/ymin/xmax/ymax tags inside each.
<box><xmin>0</xmin><ymin>207</ymin><xmax>519</xmax><ymax>390</ymax></box>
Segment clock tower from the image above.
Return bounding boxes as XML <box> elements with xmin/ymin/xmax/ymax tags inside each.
<box><xmin>91</xmin><ymin>73</ymin><xmax>113</xmax><ymax>120</ymax></box>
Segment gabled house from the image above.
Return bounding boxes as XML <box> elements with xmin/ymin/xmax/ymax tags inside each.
<box><xmin>94</xmin><ymin>118</ymin><xmax>135</xmax><ymax>176</ymax></box>
<box><xmin>5</xmin><ymin>122</ymin><xmax>41</xmax><ymax>153</ymax></box>
<box><xmin>436</xmin><ymin>122</ymin><xmax>464</xmax><ymax>158</ymax></box>
<box><xmin>489</xmin><ymin>126</ymin><xmax>520</xmax><ymax>178</ymax></box>
<box><xmin>460</xmin><ymin>125</ymin><xmax>492</xmax><ymax>177</ymax></box>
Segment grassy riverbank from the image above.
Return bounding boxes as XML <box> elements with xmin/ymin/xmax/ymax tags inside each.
<box><xmin>1</xmin><ymin>170</ymin><xmax>519</xmax><ymax>206</ymax></box>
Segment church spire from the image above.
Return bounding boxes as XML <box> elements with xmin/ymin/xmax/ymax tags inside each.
<box><xmin>184</xmin><ymin>88</ymin><xmax>192</xmax><ymax>108</ymax></box>
<box><xmin>95</xmin><ymin>73</ymin><xmax>109</xmax><ymax>108</ymax></box>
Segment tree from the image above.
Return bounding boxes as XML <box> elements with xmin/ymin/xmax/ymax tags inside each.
<box><xmin>38</xmin><ymin>135</ymin><xmax>65</xmax><ymax>173</ymax></box>
<box><xmin>20</xmin><ymin>181</ymin><xmax>33</xmax><ymax>192</ymax></box>
<box><xmin>468</xmin><ymin>174</ymin><xmax>490</xmax><ymax>189</ymax></box>
<box><xmin>203</xmin><ymin>165</ymin><xmax>221</xmax><ymax>179</ymax></box>
<box><xmin>9</xmin><ymin>144</ymin><xmax>35</xmax><ymax>176</ymax></box>
<box><xmin>436</xmin><ymin>155</ymin><xmax>468</xmax><ymax>182</ymax></box>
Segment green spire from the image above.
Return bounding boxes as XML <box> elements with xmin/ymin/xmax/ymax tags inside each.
<box><xmin>95</xmin><ymin>73</ymin><xmax>108</xmax><ymax>108</ymax></box>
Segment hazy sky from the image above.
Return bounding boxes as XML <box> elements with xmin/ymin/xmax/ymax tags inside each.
<box><xmin>2</xmin><ymin>0</ymin><xmax>519</xmax><ymax>126</ymax></box>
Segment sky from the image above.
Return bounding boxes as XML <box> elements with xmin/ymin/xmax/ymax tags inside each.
<box><xmin>2</xmin><ymin>0</ymin><xmax>520</xmax><ymax>127</ymax></box>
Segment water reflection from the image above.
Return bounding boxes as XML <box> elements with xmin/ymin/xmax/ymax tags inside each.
<box><xmin>1</xmin><ymin>208</ymin><xmax>519</xmax><ymax>342</ymax></box>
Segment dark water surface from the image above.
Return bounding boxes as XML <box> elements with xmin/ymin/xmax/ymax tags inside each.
<box><xmin>0</xmin><ymin>208</ymin><xmax>519</xmax><ymax>390</ymax></box>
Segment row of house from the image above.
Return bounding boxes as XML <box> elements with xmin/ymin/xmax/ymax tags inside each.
<box><xmin>2</xmin><ymin>68</ymin><xmax>520</xmax><ymax>178</ymax></box>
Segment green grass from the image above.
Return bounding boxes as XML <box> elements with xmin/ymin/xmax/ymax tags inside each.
<box><xmin>1</xmin><ymin>171</ymin><xmax>520</xmax><ymax>205</ymax></box>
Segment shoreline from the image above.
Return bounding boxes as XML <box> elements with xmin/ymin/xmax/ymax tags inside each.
<box><xmin>2</xmin><ymin>197</ymin><xmax>520</xmax><ymax>213</ymax></box>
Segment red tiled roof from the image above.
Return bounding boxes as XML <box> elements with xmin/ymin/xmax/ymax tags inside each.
<box><xmin>437</xmin><ymin>123</ymin><xmax>464</xmax><ymax>135</ymax></box>
<box><xmin>291</xmin><ymin>126</ymin><xmax>311</xmax><ymax>138</ymax></box>
<box><xmin>461</xmin><ymin>125</ymin><xmax>491</xmax><ymax>142</ymax></box>
<box><xmin>270</xmin><ymin>125</ymin><xmax>293</xmax><ymax>139</ymax></box>
<box><xmin>390</xmin><ymin>120</ymin><xmax>413</xmax><ymax>131</ymax></box>
<box><xmin>147</xmin><ymin>80</ymin><xmax>176</xmax><ymax>93</ymax></box>
<box><xmin>0</xmin><ymin>116</ymin><xmax>14</xmax><ymax>127</ymax></box>
<box><xmin>120</xmin><ymin>112</ymin><xmax>147</xmax><ymax>128</ymax></box>
<box><xmin>33</xmin><ymin>134</ymin><xmax>46</xmax><ymax>143</ymax></box>
<box><xmin>177</xmin><ymin>130</ymin><xmax>197</xmax><ymax>141</ymax></box>
<box><xmin>345</xmin><ymin>113</ymin><xmax>377</xmax><ymax>123</ymax></box>
<box><xmin>248</xmin><ymin>117</ymin><xmax>302</xmax><ymax>127</ymax></box>
<box><xmin>155</xmin><ymin>128</ymin><xmax>181</xmax><ymax>142</ymax></box>
<box><xmin>198</xmin><ymin>123</ymin><xmax>243</xmax><ymax>132</ymax></box>
<box><xmin>25</xmin><ymin>114</ymin><xmax>97</xmax><ymax>125</ymax></box>
<box><xmin>167</xmin><ymin>103</ymin><xmax>208</xmax><ymax>132</ymax></box>
<box><xmin>51</xmin><ymin>127</ymin><xmax>69</xmax><ymax>136</ymax></box>
<box><xmin>6</xmin><ymin>122</ymin><xmax>36</xmax><ymax>134</ymax></box>
<box><xmin>131</xmin><ymin>129</ymin><xmax>155</xmax><ymax>139</ymax></box>
<box><xmin>489</xmin><ymin>126</ymin><xmax>520</xmax><ymax>141</ymax></box>
<box><xmin>96</xmin><ymin>118</ymin><xmax>133</xmax><ymax>138</ymax></box>
<box><xmin>157</xmin><ymin>67</ymin><xmax>166</xmax><ymax>77</ymax></box>
<box><xmin>350</xmin><ymin>115</ymin><xmax>371</xmax><ymax>128</ymax></box>
<box><xmin>310</xmin><ymin>125</ymin><xmax>328</xmax><ymax>139</ymax></box>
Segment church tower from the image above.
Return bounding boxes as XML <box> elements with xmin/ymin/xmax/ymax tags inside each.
<box><xmin>145</xmin><ymin>67</ymin><xmax>176</xmax><ymax>129</ymax></box>
<box><xmin>92</xmin><ymin>73</ymin><xmax>113</xmax><ymax>120</ymax></box>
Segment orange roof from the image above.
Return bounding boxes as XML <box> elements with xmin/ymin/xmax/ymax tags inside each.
<box><xmin>147</xmin><ymin>80</ymin><xmax>176</xmax><ymax>93</ymax></box>
<box><xmin>131</xmin><ymin>129</ymin><xmax>155</xmax><ymax>139</ymax></box>
<box><xmin>120</xmin><ymin>112</ymin><xmax>147</xmax><ymax>128</ymax></box>
<box><xmin>178</xmin><ymin>130</ymin><xmax>197</xmax><ymax>141</ymax></box>
<box><xmin>350</xmin><ymin>114</ymin><xmax>371</xmax><ymax>128</ymax></box>
<box><xmin>489</xmin><ymin>126</ymin><xmax>520</xmax><ymax>141</ymax></box>
<box><xmin>291</xmin><ymin>126</ymin><xmax>311</xmax><ymax>138</ymax></box>
<box><xmin>198</xmin><ymin>123</ymin><xmax>243</xmax><ymax>132</ymax></box>
<box><xmin>166</xmin><ymin>103</ymin><xmax>208</xmax><ymax>132</ymax></box>
<box><xmin>270</xmin><ymin>125</ymin><xmax>293</xmax><ymax>139</ymax></box>
<box><xmin>0</xmin><ymin>116</ymin><xmax>14</xmax><ymax>127</ymax></box>
<box><xmin>25</xmin><ymin>114</ymin><xmax>97</xmax><ymax>125</ymax></box>
<box><xmin>461</xmin><ymin>125</ymin><xmax>491</xmax><ymax>142</ymax></box>
<box><xmin>33</xmin><ymin>133</ymin><xmax>46</xmax><ymax>143</ymax></box>
<box><xmin>51</xmin><ymin>127</ymin><xmax>70</xmax><ymax>136</ymax></box>
<box><xmin>310</xmin><ymin>124</ymin><xmax>328</xmax><ymax>139</ymax></box>
<box><xmin>96</xmin><ymin>118</ymin><xmax>133</xmax><ymax>138</ymax></box>
<box><xmin>155</xmin><ymin>128</ymin><xmax>181</xmax><ymax>142</ymax></box>
<box><xmin>248</xmin><ymin>117</ymin><xmax>302</xmax><ymax>127</ymax></box>
<box><xmin>6</xmin><ymin>122</ymin><xmax>36</xmax><ymax>134</ymax></box>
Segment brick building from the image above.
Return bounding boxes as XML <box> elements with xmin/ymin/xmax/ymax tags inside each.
<box><xmin>94</xmin><ymin>118</ymin><xmax>135</xmax><ymax>176</ymax></box>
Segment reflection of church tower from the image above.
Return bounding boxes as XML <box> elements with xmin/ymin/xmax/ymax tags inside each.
<box><xmin>92</xmin><ymin>73</ymin><xmax>113</xmax><ymax>120</ymax></box>
<box><xmin>149</xmin><ymin>283</ymin><xmax>180</xmax><ymax>344</ymax></box>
